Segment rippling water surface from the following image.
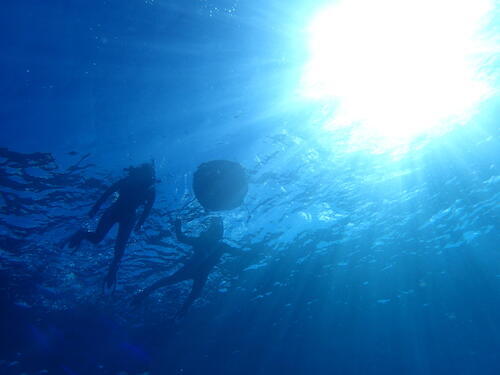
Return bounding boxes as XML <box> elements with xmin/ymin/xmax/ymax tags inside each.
<box><xmin>1</xmin><ymin>1</ymin><xmax>499</xmax><ymax>374</ymax></box>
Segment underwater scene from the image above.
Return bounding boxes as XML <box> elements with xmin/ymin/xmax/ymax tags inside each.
<box><xmin>1</xmin><ymin>0</ymin><xmax>499</xmax><ymax>374</ymax></box>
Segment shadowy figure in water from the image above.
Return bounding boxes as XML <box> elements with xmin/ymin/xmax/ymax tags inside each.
<box><xmin>65</xmin><ymin>162</ymin><xmax>156</xmax><ymax>290</ymax></box>
<box><xmin>132</xmin><ymin>217</ymin><xmax>244</xmax><ymax>318</ymax></box>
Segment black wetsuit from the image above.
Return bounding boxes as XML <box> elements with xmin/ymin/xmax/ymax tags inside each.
<box><xmin>68</xmin><ymin>175</ymin><xmax>155</xmax><ymax>289</ymax></box>
<box><xmin>133</xmin><ymin>220</ymin><xmax>240</xmax><ymax>316</ymax></box>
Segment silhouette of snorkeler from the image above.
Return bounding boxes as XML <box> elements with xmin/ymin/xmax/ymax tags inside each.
<box><xmin>65</xmin><ymin>162</ymin><xmax>156</xmax><ymax>290</ymax></box>
<box><xmin>132</xmin><ymin>217</ymin><xmax>244</xmax><ymax>318</ymax></box>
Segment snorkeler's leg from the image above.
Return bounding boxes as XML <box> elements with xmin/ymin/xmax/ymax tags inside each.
<box><xmin>86</xmin><ymin>208</ymin><xmax>117</xmax><ymax>244</ymax></box>
<box><xmin>131</xmin><ymin>269</ymin><xmax>190</xmax><ymax>306</ymax></box>
<box><xmin>104</xmin><ymin>215</ymin><xmax>134</xmax><ymax>290</ymax></box>
<box><xmin>67</xmin><ymin>209</ymin><xmax>115</xmax><ymax>250</ymax></box>
<box><xmin>176</xmin><ymin>275</ymin><xmax>207</xmax><ymax>318</ymax></box>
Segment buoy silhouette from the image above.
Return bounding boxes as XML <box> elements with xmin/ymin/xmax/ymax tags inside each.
<box><xmin>193</xmin><ymin>160</ymin><xmax>248</xmax><ymax>211</ymax></box>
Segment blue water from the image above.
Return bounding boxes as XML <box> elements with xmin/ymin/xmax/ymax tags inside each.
<box><xmin>1</xmin><ymin>1</ymin><xmax>499</xmax><ymax>374</ymax></box>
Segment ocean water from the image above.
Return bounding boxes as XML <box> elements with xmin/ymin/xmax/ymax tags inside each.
<box><xmin>1</xmin><ymin>1</ymin><xmax>499</xmax><ymax>374</ymax></box>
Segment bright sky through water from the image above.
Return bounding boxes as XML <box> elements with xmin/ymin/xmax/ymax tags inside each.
<box><xmin>301</xmin><ymin>0</ymin><xmax>497</xmax><ymax>152</ymax></box>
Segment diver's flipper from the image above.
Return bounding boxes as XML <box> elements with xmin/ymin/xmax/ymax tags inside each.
<box><xmin>67</xmin><ymin>230</ymin><xmax>85</xmax><ymax>252</ymax></box>
<box><xmin>60</xmin><ymin>230</ymin><xmax>84</xmax><ymax>252</ymax></box>
<box><xmin>58</xmin><ymin>237</ymin><xmax>69</xmax><ymax>250</ymax></box>
<box><xmin>102</xmin><ymin>272</ymin><xmax>117</xmax><ymax>295</ymax></box>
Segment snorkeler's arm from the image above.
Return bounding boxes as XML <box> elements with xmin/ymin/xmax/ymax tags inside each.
<box><xmin>135</xmin><ymin>189</ymin><xmax>156</xmax><ymax>231</ymax></box>
<box><xmin>89</xmin><ymin>180</ymin><xmax>123</xmax><ymax>217</ymax></box>
<box><xmin>174</xmin><ymin>219</ymin><xmax>197</xmax><ymax>246</ymax></box>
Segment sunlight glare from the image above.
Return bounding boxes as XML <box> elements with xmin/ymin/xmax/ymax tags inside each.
<box><xmin>302</xmin><ymin>0</ymin><xmax>495</xmax><ymax>151</ymax></box>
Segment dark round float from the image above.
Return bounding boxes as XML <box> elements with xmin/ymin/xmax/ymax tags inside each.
<box><xmin>193</xmin><ymin>160</ymin><xmax>248</xmax><ymax>211</ymax></box>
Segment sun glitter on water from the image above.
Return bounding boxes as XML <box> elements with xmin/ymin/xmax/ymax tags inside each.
<box><xmin>301</xmin><ymin>0</ymin><xmax>496</xmax><ymax>152</ymax></box>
